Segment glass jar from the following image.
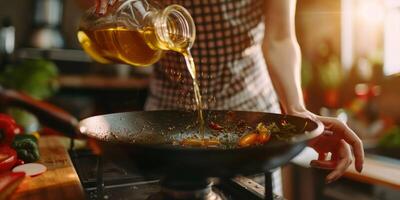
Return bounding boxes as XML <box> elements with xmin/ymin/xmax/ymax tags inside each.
<box><xmin>77</xmin><ymin>0</ymin><xmax>195</xmax><ymax>66</ymax></box>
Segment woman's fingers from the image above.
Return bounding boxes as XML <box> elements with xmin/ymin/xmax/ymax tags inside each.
<box><xmin>99</xmin><ymin>0</ymin><xmax>108</xmax><ymax>15</ymax></box>
<box><xmin>95</xmin><ymin>0</ymin><xmax>109</xmax><ymax>15</ymax></box>
<box><xmin>310</xmin><ymin>160</ymin><xmax>336</xmax><ymax>169</ymax></box>
<box><xmin>318</xmin><ymin>116</ymin><xmax>364</xmax><ymax>173</ymax></box>
<box><xmin>325</xmin><ymin>140</ymin><xmax>353</xmax><ymax>183</ymax></box>
<box><xmin>335</xmin><ymin>121</ymin><xmax>364</xmax><ymax>173</ymax></box>
<box><xmin>310</xmin><ymin>140</ymin><xmax>353</xmax><ymax>183</ymax></box>
<box><xmin>108</xmin><ymin>0</ymin><xmax>117</xmax><ymax>5</ymax></box>
<box><xmin>342</xmin><ymin>129</ymin><xmax>364</xmax><ymax>173</ymax></box>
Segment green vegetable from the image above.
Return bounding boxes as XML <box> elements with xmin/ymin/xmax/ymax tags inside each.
<box><xmin>11</xmin><ymin>134</ymin><xmax>40</xmax><ymax>163</ymax></box>
<box><xmin>266</xmin><ymin>122</ymin><xmax>280</xmax><ymax>133</ymax></box>
<box><xmin>0</xmin><ymin>59</ymin><xmax>59</xmax><ymax>100</ymax></box>
<box><xmin>378</xmin><ymin>126</ymin><xmax>400</xmax><ymax>148</ymax></box>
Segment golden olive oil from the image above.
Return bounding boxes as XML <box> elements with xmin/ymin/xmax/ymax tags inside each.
<box><xmin>77</xmin><ymin>30</ymin><xmax>113</xmax><ymax>64</ymax></box>
<box><xmin>182</xmin><ymin>50</ymin><xmax>205</xmax><ymax>137</ymax></box>
<box><xmin>77</xmin><ymin>27</ymin><xmax>163</xmax><ymax>66</ymax></box>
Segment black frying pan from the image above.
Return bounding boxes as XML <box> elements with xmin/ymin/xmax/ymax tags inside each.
<box><xmin>79</xmin><ymin>110</ymin><xmax>323</xmax><ymax>178</ymax></box>
<box><xmin>0</xmin><ymin>87</ymin><xmax>323</xmax><ymax>179</ymax></box>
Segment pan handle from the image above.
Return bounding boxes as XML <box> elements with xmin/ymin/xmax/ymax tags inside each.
<box><xmin>0</xmin><ymin>87</ymin><xmax>78</xmax><ymax>137</ymax></box>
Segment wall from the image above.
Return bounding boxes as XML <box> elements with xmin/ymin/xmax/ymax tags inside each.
<box><xmin>0</xmin><ymin>0</ymin><xmax>34</xmax><ymax>47</ymax></box>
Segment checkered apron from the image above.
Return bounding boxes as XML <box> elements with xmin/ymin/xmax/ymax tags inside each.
<box><xmin>144</xmin><ymin>0</ymin><xmax>280</xmax><ymax>114</ymax></box>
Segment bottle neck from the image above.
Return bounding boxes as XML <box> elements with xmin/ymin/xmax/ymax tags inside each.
<box><xmin>145</xmin><ymin>5</ymin><xmax>195</xmax><ymax>53</ymax></box>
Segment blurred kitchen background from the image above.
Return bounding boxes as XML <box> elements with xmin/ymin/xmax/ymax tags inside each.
<box><xmin>0</xmin><ymin>0</ymin><xmax>399</xmax><ymax>199</ymax></box>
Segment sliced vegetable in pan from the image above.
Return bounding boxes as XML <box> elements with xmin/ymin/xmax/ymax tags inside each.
<box><xmin>238</xmin><ymin>123</ymin><xmax>272</xmax><ymax>147</ymax></box>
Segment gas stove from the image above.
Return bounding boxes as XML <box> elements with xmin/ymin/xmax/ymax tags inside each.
<box><xmin>69</xmin><ymin>149</ymin><xmax>284</xmax><ymax>200</ymax></box>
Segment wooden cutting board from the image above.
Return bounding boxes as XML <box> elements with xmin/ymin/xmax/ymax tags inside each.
<box><xmin>10</xmin><ymin>136</ymin><xmax>85</xmax><ymax>200</ymax></box>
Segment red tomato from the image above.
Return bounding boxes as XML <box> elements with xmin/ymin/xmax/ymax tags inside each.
<box><xmin>0</xmin><ymin>114</ymin><xmax>22</xmax><ymax>145</ymax></box>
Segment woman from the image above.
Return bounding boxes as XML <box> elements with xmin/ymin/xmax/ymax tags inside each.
<box><xmin>97</xmin><ymin>0</ymin><xmax>364</xmax><ymax>186</ymax></box>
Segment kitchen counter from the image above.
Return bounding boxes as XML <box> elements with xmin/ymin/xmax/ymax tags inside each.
<box><xmin>10</xmin><ymin>136</ymin><xmax>85</xmax><ymax>200</ymax></box>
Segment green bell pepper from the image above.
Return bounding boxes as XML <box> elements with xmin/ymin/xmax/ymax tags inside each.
<box><xmin>11</xmin><ymin>135</ymin><xmax>39</xmax><ymax>163</ymax></box>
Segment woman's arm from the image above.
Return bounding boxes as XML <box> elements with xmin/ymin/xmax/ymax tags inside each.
<box><xmin>263</xmin><ymin>0</ymin><xmax>304</xmax><ymax>114</ymax></box>
<box><xmin>263</xmin><ymin>0</ymin><xmax>364</xmax><ymax>183</ymax></box>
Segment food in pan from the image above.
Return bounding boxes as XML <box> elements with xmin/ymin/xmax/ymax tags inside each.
<box><xmin>238</xmin><ymin>123</ymin><xmax>272</xmax><ymax>147</ymax></box>
<box><xmin>175</xmin><ymin>119</ymin><xmax>299</xmax><ymax>148</ymax></box>
<box><xmin>208</xmin><ymin>121</ymin><xmax>223</xmax><ymax>131</ymax></box>
<box><xmin>179</xmin><ymin>138</ymin><xmax>221</xmax><ymax>147</ymax></box>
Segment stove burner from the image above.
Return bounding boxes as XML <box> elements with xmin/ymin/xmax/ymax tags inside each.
<box><xmin>147</xmin><ymin>178</ymin><xmax>226</xmax><ymax>200</ymax></box>
<box><xmin>69</xmin><ymin>149</ymin><xmax>284</xmax><ymax>200</ymax></box>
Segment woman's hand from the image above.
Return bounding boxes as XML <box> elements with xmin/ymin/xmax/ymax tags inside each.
<box><xmin>95</xmin><ymin>0</ymin><xmax>118</xmax><ymax>15</ymax></box>
<box><xmin>291</xmin><ymin>110</ymin><xmax>364</xmax><ymax>183</ymax></box>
